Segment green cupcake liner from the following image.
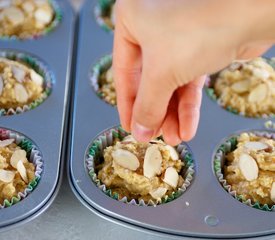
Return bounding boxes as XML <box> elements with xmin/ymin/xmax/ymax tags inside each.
<box><xmin>205</xmin><ymin>57</ymin><xmax>275</xmax><ymax>119</ymax></box>
<box><xmin>213</xmin><ymin>130</ymin><xmax>275</xmax><ymax>211</ymax></box>
<box><xmin>0</xmin><ymin>51</ymin><xmax>53</xmax><ymax>116</ymax></box>
<box><xmin>0</xmin><ymin>128</ymin><xmax>43</xmax><ymax>208</ymax></box>
<box><xmin>94</xmin><ymin>0</ymin><xmax>116</xmax><ymax>32</ymax></box>
<box><xmin>0</xmin><ymin>0</ymin><xmax>62</xmax><ymax>41</ymax></box>
<box><xmin>85</xmin><ymin>126</ymin><xmax>195</xmax><ymax>207</ymax></box>
<box><xmin>89</xmin><ymin>54</ymin><xmax>116</xmax><ymax>106</ymax></box>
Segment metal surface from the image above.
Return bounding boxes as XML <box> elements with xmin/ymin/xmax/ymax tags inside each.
<box><xmin>0</xmin><ymin>0</ymin><xmax>75</xmax><ymax>231</ymax></box>
<box><xmin>69</xmin><ymin>0</ymin><xmax>275</xmax><ymax>238</ymax></box>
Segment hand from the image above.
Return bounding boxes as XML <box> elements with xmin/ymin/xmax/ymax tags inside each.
<box><xmin>113</xmin><ymin>0</ymin><xmax>274</xmax><ymax>145</ymax></box>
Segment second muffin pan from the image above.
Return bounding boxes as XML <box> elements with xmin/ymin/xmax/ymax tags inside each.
<box><xmin>0</xmin><ymin>0</ymin><xmax>75</xmax><ymax>232</ymax></box>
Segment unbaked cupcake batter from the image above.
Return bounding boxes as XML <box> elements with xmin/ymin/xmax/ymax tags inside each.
<box><xmin>0</xmin><ymin>57</ymin><xmax>44</xmax><ymax>110</ymax></box>
<box><xmin>224</xmin><ymin>132</ymin><xmax>275</xmax><ymax>205</ymax></box>
<box><xmin>0</xmin><ymin>0</ymin><xmax>55</xmax><ymax>39</ymax></box>
<box><xmin>97</xmin><ymin>135</ymin><xmax>184</xmax><ymax>202</ymax></box>
<box><xmin>0</xmin><ymin>139</ymin><xmax>35</xmax><ymax>204</ymax></box>
<box><xmin>214</xmin><ymin>58</ymin><xmax>275</xmax><ymax>117</ymax></box>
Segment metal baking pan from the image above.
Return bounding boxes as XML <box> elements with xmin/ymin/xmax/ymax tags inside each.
<box><xmin>68</xmin><ymin>0</ymin><xmax>275</xmax><ymax>238</ymax></box>
<box><xmin>0</xmin><ymin>0</ymin><xmax>75</xmax><ymax>232</ymax></box>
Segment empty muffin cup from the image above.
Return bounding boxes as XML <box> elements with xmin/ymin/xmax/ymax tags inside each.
<box><xmin>85</xmin><ymin>126</ymin><xmax>195</xmax><ymax>206</ymax></box>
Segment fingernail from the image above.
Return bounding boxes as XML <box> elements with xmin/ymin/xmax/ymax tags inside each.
<box><xmin>132</xmin><ymin>122</ymin><xmax>154</xmax><ymax>142</ymax></box>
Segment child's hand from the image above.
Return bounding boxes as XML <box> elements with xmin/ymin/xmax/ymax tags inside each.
<box><xmin>113</xmin><ymin>0</ymin><xmax>274</xmax><ymax>145</ymax></box>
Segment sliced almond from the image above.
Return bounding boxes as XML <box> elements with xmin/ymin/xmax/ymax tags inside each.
<box><xmin>0</xmin><ymin>139</ymin><xmax>14</xmax><ymax>148</ymax></box>
<box><xmin>248</xmin><ymin>84</ymin><xmax>268</xmax><ymax>103</ymax></box>
<box><xmin>14</xmin><ymin>83</ymin><xmax>28</xmax><ymax>103</ymax></box>
<box><xmin>149</xmin><ymin>187</ymin><xmax>167</xmax><ymax>200</ymax></box>
<box><xmin>122</xmin><ymin>135</ymin><xmax>137</xmax><ymax>143</ymax></box>
<box><xmin>10</xmin><ymin>149</ymin><xmax>27</xmax><ymax>169</ymax></box>
<box><xmin>30</xmin><ymin>70</ymin><xmax>43</xmax><ymax>86</ymax></box>
<box><xmin>3</xmin><ymin>7</ymin><xmax>25</xmax><ymax>25</ymax></box>
<box><xmin>231</xmin><ymin>80</ymin><xmax>250</xmax><ymax>93</ymax></box>
<box><xmin>253</xmin><ymin>68</ymin><xmax>270</xmax><ymax>80</ymax></box>
<box><xmin>34</xmin><ymin>7</ymin><xmax>53</xmax><ymax>25</ymax></box>
<box><xmin>12</xmin><ymin>66</ymin><xmax>26</xmax><ymax>83</ymax></box>
<box><xmin>165</xmin><ymin>145</ymin><xmax>179</xmax><ymax>160</ymax></box>
<box><xmin>270</xmin><ymin>182</ymin><xmax>275</xmax><ymax>203</ymax></box>
<box><xmin>106</xmin><ymin>67</ymin><xmax>113</xmax><ymax>83</ymax></box>
<box><xmin>143</xmin><ymin>145</ymin><xmax>162</xmax><ymax>178</ymax></box>
<box><xmin>112</xmin><ymin>149</ymin><xmax>140</xmax><ymax>171</ymax></box>
<box><xmin>244</xmin><ymin>141</ymin><xmax>269</xmax><ymax>151</ymax></box>
<box><xmin>0</xmin><ymin>76</ymin><xmax>3</xmax><ymax>96</ymax></box>
<box><xmin>0</xmin><ymin>169</ymin><xmax>15</xmax><ymax>183</ymax></box>
<box><xmin>17</xmin><ymin>160</ymin><xmax>28</xmax><ymax>183</ymax></box>
<box><xmin>163</xmin><ymin>167</ymin><xmax>179</xmax><ymax>188</ymax></box>
<box><xmin>238</xmin><ymin>153</ymin><xmax>258</xmax><ymax>181</ymax></box>
<box><xmin>22</xmin><ymin>1</ymin><xmax>35</xmax><ymax>13</ymax></box>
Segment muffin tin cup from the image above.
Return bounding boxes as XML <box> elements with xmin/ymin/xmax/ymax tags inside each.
<box><xmin>94</xmin><ymin>0</ymin><xmax>115</xmax><ymax>32</ymax></box>
<box><xmin>214</xmin><ymin>130</ymin><xmax>275</xmax><ymax>212</ymax></box>
<box><xmin>69</xmin><ymin>0</ymin><xmax>275</xmax><ymax>238</ymax></box>
<box><xmin>0</xmin><ymin>51</ymin><xmax>53</xmax><ymax>116</ymax></box>
<box><xmin>0</xmin><ymin>0</ymin><xmax>62</xmax><ymax>41</ymax></box>
<box><xmin>205</xmin><ymin>57</ymin><xmax>275</xmax><ymax>119</ymax></box>
<box><xmin>0</xmin><ymin>128</ymin><xmax>43</xmax><ymax>208</ymax></box>
<box><xmin>0</xmin><ymin>0</ymin><xmax>74</xmax><ymax>232</ymax></box>
<box><xmin>85</xmin><ymin>126</ymin><xmax>195</xmax><ymax>207</ymax></box>
<box><xmin>89</xmin><ymin>54</ymin><xmax>115</xmax><ymax>106</ymax></box>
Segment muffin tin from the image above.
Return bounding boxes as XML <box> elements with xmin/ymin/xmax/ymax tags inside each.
<box><xmin>0</xmin><ymin>0</ymin><xmax>75</xmax><ymax>232</ymax></box>
<box><xmin>68</xmin><ymin>0</ymin><xmax>275</xmax><ymax>239</ymax></box>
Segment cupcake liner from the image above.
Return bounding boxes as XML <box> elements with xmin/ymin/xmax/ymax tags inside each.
<box><xmin>213</xmin><ymin>130</ymin><xmax>275</xmax><ymax>211</ymax></box>
<box><xmin>205</xmin><ymin>58</ymin><xmax>275</xmax><ymax>119</ymax></box>
<box><xmin>89</xmin><ymin>54</ymin><xmax>115</xmax><ymax>106</ymax></box>
<box><xmin>0</xmin><ymin>51</ymin><xmax>53</xmax><ymax>116</ymax></box>
<box><xmin>94</xmin><ymin>0</ymin><xmax>115</xmax><ymax>33</ymax></box>
<box><xmin>85</xmin><ymin>126</ymin><xmax>195</xmax><ymax>207</ymax></box>
<box><xmin>0</xmin><ymin>128</ymin><xmax>43</xmax><ymax>208</ymax></box>
<box><xmin>0</xmin><ymin>0</ymin><xmax>62</xmax><ymax>41</ymax></box>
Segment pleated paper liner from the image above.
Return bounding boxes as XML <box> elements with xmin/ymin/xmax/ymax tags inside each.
<box><xmin>0</xmin><ymin>0</ymin><xmax>62</xmax><ymax>41</ymax></box>
<box><xmin>94</xmin><ymin>0</ymin><xmax>115</xmax><ymax>32</ymax></box>
<box><xmin>205</xmin><ymin>57</ymin><xmax>275</xmax><ymax>119</ymax></box>
<box><xmin>0</xmin><ymin>128</ymin><xmax>43</xmax><ymax>208</ymax></box>
<box><xmin>85</xmin><ymin>126</ymin><xmax>195</xmax><ymax>207</ymax></box>
<box><xmin>213</xmin><ymin>130</ymin><xmax>275</xmax><ymax>211</ymax></box>
<box><xmin>89</xmin><ymin>54</ymin><xmax>116</xmax><ymax>106</ymax></box>
<box><xmin>0</xmin><ymin>51</ymin><xmax>53</xmax><ymax>116</ymax></box>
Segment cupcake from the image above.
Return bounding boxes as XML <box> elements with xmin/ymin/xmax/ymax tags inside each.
<box><xmin>86</xmin><ymin>127</ymin><xmax>194</xmax><ymax>206</ymax></box>
<box><xmin>207</xmin><ymin>57</ymin><xmax>275</xmax><ymax>118</ymax></box>
<box><xmin>0</xmin><ymin>0</ymin><xmax>60</xmax><ymax>39</ymax></box>
<box><xmin>95</xmin><ymin>0</ymin><xmax>115</xmax><ymax>31</ymax></box>
<box><xmin>0</xmin><ymin>52</ymin><xmax>52</xmax><ymax>116</ymax></box>
<box><xmin>0</xmin><ymin>128</ymin><xmax>42</xmax><ymax>208</ymax></box>
<box><xmin>214</xmin><ymin>131</ymin><xmax>275</xmax><ymax>210</ymax></box>
<box><xmin>90</xmin><ymin>55</ymin><xmax>116</xmax><ymax>106</ymax></box>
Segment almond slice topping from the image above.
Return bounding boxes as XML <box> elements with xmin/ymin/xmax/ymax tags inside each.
<box><xmin>165</xmin><ymin>145</ymin><xmax>179</xmax><ymax>160</ymax></box>
<box><xmin>270</xmin><ymin>182</ymin><xmax>275</xmax><ymax>203</ymax></box>
<box><xmin>3</xmin><ymin>7</ymin><xmax>25</xmax><ymax>25</ymax></box>
<box><xmin>244</xmin><ymin>141</ymin><xmax>269</xmax><ymax>151</ymax></box>
<box><xmin>112</xmin><ymin>149</ymin><xmax>140</xmax><ymax>171</ymax></box>
<box><xmin>0</xmin><ymin>139</ymin><xmax>14</xmax><ymax>148</ymax></box>
<box><xmin>230</xmin><ymin>80</ymin><xmax>250</xmax><ymax>93</ymax></box>
<box><xmin>17</xmin><ymin>160</ymin><xmax>28</xmax><ymax>183</ymax></box>
<box><xmin>12</xmin><ymin>66</ymin><xmax>26</xmax><ymax>83</ymax></box>
<box><xmin>238</xmin><ymin>153</ymin><xmax>258</xmax><ymax>181</ymax></box>
<box><xmin>10</xmin><ymin>149</ymin><xmax>27</xmax><ymax>169</ymax></box>
<box><xmin>14</xmin><ymin>83</ymin><xmax>29</xmax><ymax>103</ymax></box>
<box><xmin>163</xmin><ymin>167</ymin><xmax>179</xmax><ymax>188</ymax></box>
<box><xmin>34</xmin><ymin>7</ymin><xmax>52</xmax><ymax>25</ymax></box>
<box><xmin>0</xmin><ymin>169</ymin><xmax>15</xmax><ymax>183</ymax></box>
<box><xmin>149</xmin><ymin>187</ymin><xmax>167</xmax><ymax>200</ymax></box>
<box><xmin>122</xmin><ymin>135</ymin><xmax>137</xmax><ymax>143</ymax></box>
<box><xmin>30</xmin><ymin>70</ymin><xmax>43</xmax><ymax>86</ymax></box>
<box><xmin>143</xmin><ymin>145</ymin><xmax>162</xmax><ymax>178</ymax></box>
<box><xmin>248</xmin><ymin>84</ymin><xmax>268</xmax><ymax>103</ymax></box>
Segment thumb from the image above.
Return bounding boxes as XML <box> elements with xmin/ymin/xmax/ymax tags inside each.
<box><xmin>131</xmin><ymin>60</ymin><xmax>177</xmax><ymax>142</ymax></box>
